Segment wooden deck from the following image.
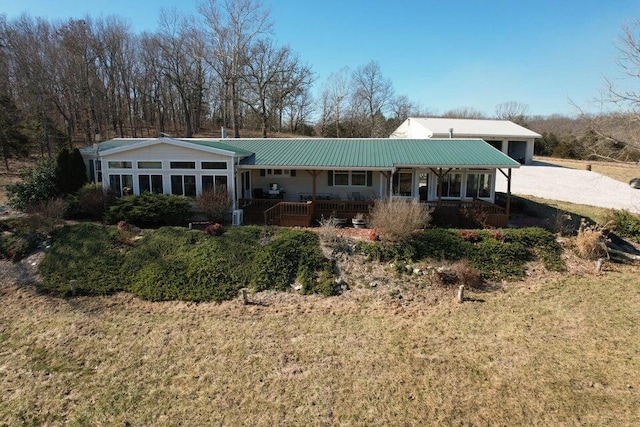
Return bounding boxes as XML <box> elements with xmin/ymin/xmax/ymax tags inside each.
<box><xmin>239</xmin><ymin>198</ymin><xmax>508</xmax><ymax>228</ymax></box>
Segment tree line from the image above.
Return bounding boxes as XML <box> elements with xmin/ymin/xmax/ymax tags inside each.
<box><xmin>2</xmin><ymin>0</ymin><xmax>639</xmax><ymax>170</ymax></box>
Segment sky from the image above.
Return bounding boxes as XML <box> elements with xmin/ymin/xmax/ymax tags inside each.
<box><xmin>3</xmin><ymin>0</ymin><xmax>640</xmax><ymax>117</ymax></box>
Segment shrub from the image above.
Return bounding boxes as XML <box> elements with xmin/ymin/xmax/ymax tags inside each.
<box><xmin>204</xmin><ymin>223</ymin><xmax>224</xmax><ymax>236</ymax></box>
<box><xmin>604</xmin><ymin>209</ymin><xmax>640</xmax><ymax>242</ymax></box>
<box><xmin>26</xmin><ymin>197</ymin><xmax>66</xmax><ymax>234</ymax></box>
<box><xmin>71</xmin><ymin>184</ymin><xmax>116</xmax><ymax>220</ymax></box>
<box><xmin>574</xmin><ymin>220</ymin><xmax>609</xmax><ymax>260</ymax></box>
<box><xmin>252</xmin><ymin>230</ymin><xmax>330</xmax><ymax>292</ymax></box>
<box><xmin>0</xmin><ymin>232</ymin><xmax>41</xmax><ymax>262</ymax></box>
<box><xmin>458</xmin><ymin>229</ymin><xmax>480</xmax><ymax>242</ymax></box>
<box><xmin>55</xmin><ymin>148</ymin><xmax>86</xmax><ymax>194</ymax></box>
<box><xmin>6</xmin><ymin>160</ymin><xmax>59</xmax><ymax>211</ymax></box>
<box><xmin>466</xmin><ymin>239</ymin><xmax>530</xmax><ymax>280</ymax></box>
<box><xmin>196</xmin><ymin>188</ymin><xmax>232</xmax><ymax>223</ymax></box>
<box><xmin>451</xmin><ymin>260</ymin><xmax>483</xmax><ymax>289</ymax></box>
<box><xmin>505</xmin><ymin>227</ymin><xmax>564</xmax><ymax>271</ymax></box>
<box><xmin>355</xmin><ymin>240</ymin><xmax>416</xmax><ymax>262</ymax></box>
<box><xmin>369</xmin><ymin>199</ymin><xmax>431</xmax><ymax>242</ymax></box>
<box><xmin>123</xmin><ymin>226</ymin><xmax>260</xmax><ymax>302</ymax></box>
<box><xmin>39</xmin><ymin>223</ymin><xmax>125</xmax><ymax>295</ymax></box>
<box><xmin>412</xmin><ymin>229</ymin><xmax>467</xmax><ymax>261</ymax></box>
<box><xmin>104</xmin><ymin>193</ymin><xmax>192</xmax><ymax>227</ymax></box>
<box><xmin>301</xmin><ymin>269</ymin><xmax>340</xmax><ymax>297</ymax></box>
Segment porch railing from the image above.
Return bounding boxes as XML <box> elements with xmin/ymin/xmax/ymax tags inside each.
<box><xmin>240</xmin><ymin>197</ymin><xmax>507</xmax><ymax>228</ymax></box>
<box><xmin>263</xmin><ymin>202</ymin><xmax>314</xmax><ymax>227</ymax></box>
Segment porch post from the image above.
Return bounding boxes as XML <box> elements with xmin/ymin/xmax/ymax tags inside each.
<box><xmin>506</xmin><ymin>168</ymin><xmax>512</xmax><ymax>219</ymax></box>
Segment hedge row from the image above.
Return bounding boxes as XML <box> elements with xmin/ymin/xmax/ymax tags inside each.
<box><xmin>356</xmin><ymin>227</ymin><xmax>565</xmax><ymax>281</ymax></box>
<box><xmin>38</xmin><ymin>224</ymin><xmax>336</xmax><ymax>301</ymax></box>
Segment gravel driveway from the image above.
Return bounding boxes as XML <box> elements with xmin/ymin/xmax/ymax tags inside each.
<box><xmin>494</xmin><ymin>161</ymin><xmax>640</xmax><ymax>213</ymax></box>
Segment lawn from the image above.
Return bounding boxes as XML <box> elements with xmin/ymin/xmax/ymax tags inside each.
<box><xmin>1</xmin><ymin>264</ymin><xmax>639</xmax><ymax>425</ymax></box>
<box><xmin>536</xmin><ymin>156</ymin><xmax>640</xmax><ymax>184</ymax></box>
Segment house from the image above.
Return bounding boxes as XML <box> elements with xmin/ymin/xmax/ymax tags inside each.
<box><xmin>390</xmin><ymin>117</ymin><xmax>541</xmax><ymax>164</ymax></box>
<box><xmin>80</xmin><ymin>136</ymin><xmax>520</xmax><ymax>227</ymax></box>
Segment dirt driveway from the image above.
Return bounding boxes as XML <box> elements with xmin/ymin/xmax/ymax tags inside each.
<box><xmin>495</xmin><ymin>161</ymin><xmax>640</xmax><ymax>213</ymax></box>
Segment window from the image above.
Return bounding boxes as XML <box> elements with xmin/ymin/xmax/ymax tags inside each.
<box><xmin>202</xmin><ymin>175</ymin><xmax>228</xmax><ymax>192</ymax></box>
<box><xmin>202</xmin><ymin>161</ymin><xmax>227</xmax><ymax>170</ymax></box>
<box><xmin>109</xmin><ymin>174</ymin><xmax>133</xmax><ymax>197</ymax></box>
<box><xmin>95</xmin><ymin>160</ymin><xmax>102</xmax><ymax>183</ymax></box>
<box><xmin>138</xmin><ymin>161</ymin><xmax>162</xmax><ymax>169</ymax></box>
<box><xmin>441</xmin><ymin>173</ymin><xmax>462</xmax><ymax>198</ymax></box>
<box><xmin>108</xmin><ymin>161</ymin><xmax>132</xmax><ymax>169</ymax></box>
<box><xmin>262</xmin><ymin>169</ymin><xmax>295</xmax><ymax>177</ymax></box>
<box><xmin>139</xmin><ymin>175</ymin><xmax>164</xmax><ymax>194</ymax></box>
<box><xmin>393</xmin><ymin>171</ymin><xmax>413</xmax><ymax>196</ymax></box>
<box><xmin>328</xmin><ymin>170</ymin><xmax>372</xmax><ymax>186</ymax></box>
<box><xmin>171</xmin><ymin>175</ymin><xmax>196</xmax><ymax>197</ymax></box>
<box><xmin>466</xmin><ymin>173</ymin><xmax>492</xmax><ymax>198</ymax></box>
<box><xmin>170</xmin><ymin>161</ymin><xmax>196</xmax><ymax>169</ymax></box>
<box><xmin>351</xmin><ymin>171</ymin><xmax>367</xmax><ymax>186</ymax></box>
<box><xmin>334</xmin><ymin>171</ymin><xmax>349</xmax><ymax>186</ymax></box>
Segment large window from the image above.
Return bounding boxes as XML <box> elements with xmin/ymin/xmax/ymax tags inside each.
<box><xmin>466</xmin><ymin>173</ymin><xmax>492</xmax><ymax>198</ymax></box>
<box><xmin>170</xmin><ymin>161</ymin><xmax>196</xmax><ymax>169</ymax></box>
<box><xmin>202</xmin><ymin>161</ymin><xmax>227</xmax><ymax>170</ymax></box>
<box><xmin>392</xmin><ymin>171</ymin><xmax>413</xmax><ymax>196</ymax></box>
<box><xmin>441</xmin><ymin>173</ymin><xmax>462</xmax><ymax>198</ymax></box>
<box><xmin>334</xmin><ymin>171</ymin><xmax>349</xmax><ymax>186</ymax></box>
<box><xmin>139</xmin><ymin>175</ymin><xmax>164</xmax><ymax>194</ymax></box>
<box><xmin>108</xmin><ymin>161</ymin><xmax>132</xmax><ymax>169</ymax></box>
<box><xmin>202</xmin><ymin>175</ymin><xmax>228</xmax><ymax>192</ymax></box>
<box><xmin>109</xmin><ymin>174</ymin><xmax>133</xmax><ymax>196</ymax></box>
<box><xmin>138</xmin><ymin>161</ymin><xmax>162</xmax><ymax>169</ymax></box>
<box><xmin>171</xmin><ymin>175</ymin><xmax>196</xmax><ymax>197</ymax></box>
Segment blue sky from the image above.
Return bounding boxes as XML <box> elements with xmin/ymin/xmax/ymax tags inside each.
<box><xmin>3</xmin><ymin>0</ymin><xmax>639</xmax><ymax>116</ymax></box>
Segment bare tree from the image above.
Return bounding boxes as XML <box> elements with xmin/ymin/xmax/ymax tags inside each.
<box><xmin>495</xmin><ymin>101</ymin><xmax>530</xmax><ymax>126</ymax></box>
<box><xmin>321</xmin><ymin>67</ymin><xmax>350</xmax><ymax>137</ymax></box>
<box><xmin>351</xmin><ymin>61</ymin><xmax>394</xmax><ymax>137</ymax></box>
<box><xmin>575</xmin><ymin>19</ymin><xmax>640</xmax><ymax>162</ymax></box>
<box><xmin>198</xmin><ymin>0</ymin><xmax>272</xmax><ymax>138</ymax></box>
<box><xmin>441</xmin><ymin>107</ymin><xmax>486</xmax><ymax>119</ymax></box>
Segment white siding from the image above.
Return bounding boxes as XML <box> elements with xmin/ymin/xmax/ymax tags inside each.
<box><xmin>98</xmin><ymin>142</ymin><xmax>235</xmax><ymax>196</ymax></box>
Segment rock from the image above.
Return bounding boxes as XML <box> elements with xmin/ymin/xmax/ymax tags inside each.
<box><xmin>369</xmin><ymin>282</ymin><xmax>378</xmax><ymax>288</ymax></box>
<box><xmin>413</xmin><ymin>268</ymin><xmax>422</xmax><ymax>276</ymax></box>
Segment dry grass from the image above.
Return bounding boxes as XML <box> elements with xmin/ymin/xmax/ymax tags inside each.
<box><xmin>537</xmin><ymin>156</ymin><xmax>640</xmax><ymax>184</ymax></box>
<box><xmin>1</xmin><ymin>255</ymin><xmax>639</xmax><ymax>425</ymax></box>
<box><xmin>517</xmin><ymin>194</ymin><xmax>612</xmax><ymax>225</ymax></box>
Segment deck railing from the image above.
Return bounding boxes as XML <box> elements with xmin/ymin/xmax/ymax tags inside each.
<box><xmin>240</xmin><ymin>197</ymin><xmax>507</xmax><ymax>227</ymax></box>
<box><xmin>263</xmin><ymin>201</ymin><xmax>314</xmax><ymax>227</ymax></box>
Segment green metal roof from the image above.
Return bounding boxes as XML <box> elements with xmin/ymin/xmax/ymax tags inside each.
<box><xmin>227</xmin><ymin>138</ymin><xmax>520</xmax><ymax>169</ymax></box>
<box><xmin>80</xmin><ymin>137</ymin><xmax>520</xmax><ymax>169</ymax></box>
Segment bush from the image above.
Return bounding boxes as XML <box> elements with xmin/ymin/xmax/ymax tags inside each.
<box><xmin>574</xmin><ymin>221</ymin><xmax>609</xmax><ymax>260</ymax></box>
<box><xmin>70</xmin><ymin>184</ymin><xmax>116</xmax><ymax>220</ymax></box>
<box><xmin>6</xmin><ymin>160</ymin><xmax>59</xmax><ymax>211</ymax></box>
<box><xmin>0</xmin><ymin>232</ymin><xmax>41</xmax><ymax>262</ymax></box>
<box><xmin>204</xmin><ymin>223</ymin><xmax>224</xmax><ymax>236</ymax></box>
<box><xmin>252</xmin><ymin>230</ymin><xmax>331</xmax><ymax>292</ymax></box>
<box><xmin>369</xmin><ymin>199</ymin><xmax>431</xmax><ymax>242</ymax></box>
<box><xmin>123</xmin><ymin>226</ymin><xmax>261</xmax><ymax>302</ymax></box>
<box><xmin>39</xmin><ymin>223</ymin><xmax>125</xmax><ymax>295</ymax></box>
<box><xmin>604</xmin><ymin>209</ymin><xmax>640</xmax><ymax>242</ymax></box>
<box><xmin>196</xmin><ymin>188</ymin><xmax>232</xmax><ymax>223</ymax></box>
<box><xmin>451</xmin><ymin>260</ymin><xmax>483</xmax><ymax>289</ymax></box>
<box><xmin>104</xmin><ymin>193</ymin><xmax>192</xmax><ymax>227</ymax></box>
<box><xmin>412</xmin><ymin>228</ymin><xmax>467</xmax><ymax>261</ymax></box>
<box><xmin>26</xmin><ymin>197</ymin><xmax>66</xmax><ymax>234</ymax></box>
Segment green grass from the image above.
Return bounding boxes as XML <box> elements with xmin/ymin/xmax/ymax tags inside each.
<box><xmin>1</xmin><ymin>268</ymin><xmax>639</xmax><ymax>425</ymax></box>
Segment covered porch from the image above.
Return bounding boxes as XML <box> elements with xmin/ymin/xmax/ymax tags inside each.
<box><xmin>238</xmin><ymin>166</ymin><xmax>514</xmax><ymax>228</ymax></box>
